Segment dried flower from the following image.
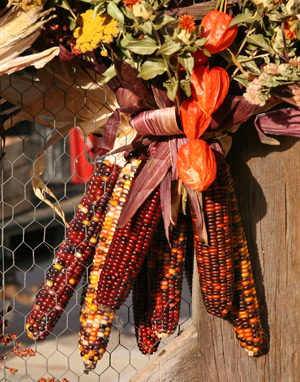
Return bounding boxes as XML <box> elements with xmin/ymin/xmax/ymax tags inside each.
<box><xmin>243</xmin><ymin>78</ymin><xmax>269</xmax><ymax>106</ymax></box>
<box><xmin>291</xmin><ymin>83</ymin><xmax>300</xmax><ymax>107</ymax></box>
<box><xmin>123</xmin><ymin>0</ymin><xmax>141</xmax><ymax>10</ymax></box>
<box><xmin>73</xmin><ymin>10</ymin><xmax>118</xmax><ymax>54</ymax></box>
<box><xmin>178</xmin><ymin>14</ymin><xmax>196</xmax><ymax>33</ymax></box>
<box><xmin>284</xmin><ymin>17</ymin><xmax>298</xmax><ymax>40</ymax></box>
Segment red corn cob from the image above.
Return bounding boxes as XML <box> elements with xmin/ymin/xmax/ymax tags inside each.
<box><xmin>79</xmin><ymin>186</ymin><xmax>162</xmax><ymax>372</ymax></box>
<box><xmin>132</xmin><ymin>258</ymin><xmax>160</xmax><ymax>355</ymax></box>
<box><xmin>26</xmin><ymin>160</ymin><xmax>120</xmax><ymax>340</ymax></box>
<box><xmin>184</xmin><ymin>214</ymin><xmax>195</xmax><ymax>297</ymax></box>
<box><xmin>225</xmin><ymin>162</ymin><xmax>263</xmax><ymax>356</ymax></box>
<box><xmin>149</xmin><ymin>212</ymin><xmax>187</xmax><ymax>338</ymax></box>
<box><xmin>191</xmin><ymin>161</ymin><xmax>234</xmax><ymax>318</ymax></box>
<box><xmin>78</xmin><ymin>158</ymin><xmax>143</xmax><ymax>371</ymax></box>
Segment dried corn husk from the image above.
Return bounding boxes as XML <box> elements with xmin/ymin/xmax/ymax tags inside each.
<box><xmin>0</xmin><ymin>5</ymin><xmax>59</xmax><ymax>75</ymax></box>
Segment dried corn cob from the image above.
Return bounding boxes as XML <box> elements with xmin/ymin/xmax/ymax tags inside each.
<box><xmin>184</xmin><ymin>213</ymin><xmax>194</xmax><ymax>297</ymax></box>
<box><xmin>132</xmin><ymin>258</ymin><xmax>160</xmax><ymax>355</ymax></box>
<box><xmin>79</xmin><ymin>186</ymin><xmax>161</xmax><ymax>372</ymax></box>
<box><xmin>26</xmin><ymin>160</ymin><xmax>120</xmax><ymax>340</ymax></box>
<box><xmin>225</xmin><ymin>162</ymin><xmax>263</xmax><ymax>356</ymax></box>
<box><xmin>79</xmin><ymin>157</ymin><xmax>143</xmax><ymax>372</ymax></box>
<box><xmin>149</xmin><ymin>212</ymin><xmax>187</xmax><ymax>338</ymax></box>
<box><xmin>191</xmin><ymin>161</ymin><xmax>234</xmax><ymax>318</ymax></box>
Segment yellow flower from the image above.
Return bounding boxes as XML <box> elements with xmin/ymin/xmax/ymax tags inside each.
<box><xmin>74</xmin><ymin>10</ymin><xmax>119</xmax><ymax>54</ymax></box>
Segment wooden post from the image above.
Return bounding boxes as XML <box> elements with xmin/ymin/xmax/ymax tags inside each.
<box><xmin>130</xmin><ymin>122</ymin><xmax>300</xmax><ymax>381</ymax></box>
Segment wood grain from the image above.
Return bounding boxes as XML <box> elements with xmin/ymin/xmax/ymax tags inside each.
<box><xmin>196</xmin><ymin>122</ymin><xmax>300</xmax><ymax>382</ymax></box>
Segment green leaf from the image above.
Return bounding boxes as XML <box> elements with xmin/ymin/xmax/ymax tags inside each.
<box><xmin>138</xmin><ymin>60</ymin><xmax>166</xmax><ymax>80</ymax></box>
<box><xmin>246</xmin><ymin>34</ymin><xmax>270</xmax><ymax>52</ymax></box>
<box><xmin>121</xmin><ymin>35</ymin><xmax>159</xmax><ymax>55</ymax></box>
<box><xmin>229</xmin><ymin>13</ymin><xmax>259</xmax><ymax>27</ymax></box>
<box><xmin>100</xmin><ymin>65</ymin><xmax>117</xmax><ymax>84</ymax></box>
<box><xmin>163</xmin><ymin>77</ymin><xmax>178</xmax><ymax>102</ymax></box>
<box><xmin>153</xmin><ymin>13</ymin><xmax>176</xmax><ymax>30</ymax></box>
<box><xmin>68</xmin><ymin>16</ymin><xmax>76</xmax><ymax>31</ymax></box>
<box><xmin>194</xmin><ymin>38</ymin><xmax>207</xmax><ymax>47</ymax></box>
<box><xmin>139</xmin><ymin>21</ymin><xmax>153</xmax><ymax>35</ymax></box>
<box><xmin>179</xmin><ymin>79</ymin><xmax>191</xmax><ymax>97</ymax></box>
<box><xmin>107</xmin><ymin>1</ymin><xmax>125</xmax><ymax>23</ymax></box>
<box><xmin>156</xmin><ymin>40</ymin><xmax>181</xmax><ymax>56</ymax></box>
<box><xmin>177</xmin><ymin>53</ymin><xmax>194</xmax><ymax>75</ymax></box>
<box><xmin>233</xmin><ymin>76</ymin><xmax>249</xmax><ymax>88</ymax></box>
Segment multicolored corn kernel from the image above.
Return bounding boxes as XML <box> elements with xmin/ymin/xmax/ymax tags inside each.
<box><xmin>26</xmin><ymin>160</ymin><xmax>119</xmax><ymax>340</ymax></box>
<box><xmin>191</xmin><ymin>161</ymin><xmax>234</xmax><ymax>318</ymax></box>
<box><xmin>132</xmin><ymin>258</ymin><xmax>160</xmax><ymax>355</ymax></box>
<box><xmin>184</xmin><ymin>214</ymin><xmax>195</xmax><ymax>297</ymax></box>
<box><xmin>225</xmin><ymin>162</ymin><xmax>263</xmax><ymax>356</ymax></box>
<box><xmin>149</xmin><ymin>212</ymin><xmax>187</xmax><ymax>338</ymax></box>
<box><xmin>79</xmin><ymin>158</ymin><xmax>142</xmax><ymax>372</ymax></box>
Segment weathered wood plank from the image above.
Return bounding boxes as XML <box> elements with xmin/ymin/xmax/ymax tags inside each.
<box><xmin>129</xmin><ymin>325</ymin><xmax>199</xmax><ymax>382</ymax></box>
<box><xmin>196</xmin><ymin>122</ymin><xmax>300</xmax><ymax>381</ymax></box>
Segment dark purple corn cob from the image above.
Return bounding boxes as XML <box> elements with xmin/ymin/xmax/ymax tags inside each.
<box><xmin>26</xmin><ymin>160</ymin><xmax>120</xmax><ymax>340</ymax></box>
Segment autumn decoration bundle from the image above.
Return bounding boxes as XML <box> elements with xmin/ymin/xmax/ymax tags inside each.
<box><xmin>1</xmin><ymin>0</ymin><xmax>300</xmax><ymax>375</ymax></box>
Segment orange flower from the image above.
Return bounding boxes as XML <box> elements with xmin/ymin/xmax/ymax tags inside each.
<box><xmin>178</xmin><ymin>14</ymin><xmax>196</xmax><ymax>33</ymax></box>
<box><xmin>123</xmin><ymin>0</ymin><xmax>141</xmax><ymax>10</ymax></box>
<box><xmin>284</xmin><ymin>18</ymin><xmax>297</xmax><ymax>40</ymax></box>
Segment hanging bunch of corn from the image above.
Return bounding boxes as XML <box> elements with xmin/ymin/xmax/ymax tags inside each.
<box><xmin>225</xmin><ymin>162</ymin><xmax>263</xmax><ymax>356</ymax></box>
<box><xmin>149</xmin><ymin>212</ymin><xmax>187</xmax><ymax>338</ymax></box>
<box><xmin>191</xmin><ymin>161</ymin><xmax>234</xmax><ymax>318</ymax></box>
<box><xmin>26</xmin><ymin>160</ymin><xmax>120</xmax><ymax>340</ymax></box>
<box><xmin>132</xmin><ymin>258</ymin><xmax>160</xmax><ymax>355</ymax></box>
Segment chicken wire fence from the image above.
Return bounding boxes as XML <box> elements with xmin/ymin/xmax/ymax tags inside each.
<box><xmin>0</xmin><ymin>60</ymin><xmax>192</xmax><ymax>382</ymax></box>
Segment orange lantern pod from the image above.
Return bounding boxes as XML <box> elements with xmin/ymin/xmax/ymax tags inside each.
<box><xmin>176</xmin><ymin>139</ymin><xmax>217</xmax><ymax>191</ymax></box>
<box><xmin>201</xmin><ymin>10</ymin><xmax>238</xmax><ymax>55</ymax></box>
<box><xmin>191</xmin><ymin>65</ymin><xmax>229</xmax><ymax>116</ymax></box>
<box><xmin>180</xmin><ymin>97</ymin><xmax>212</xmax><ymax>140</ymax></box>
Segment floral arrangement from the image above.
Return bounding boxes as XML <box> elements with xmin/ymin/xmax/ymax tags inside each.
<box><xmin>1</xmin><ymin>0</ymin><xmax>300</xmax><ymax>376</ymax></box>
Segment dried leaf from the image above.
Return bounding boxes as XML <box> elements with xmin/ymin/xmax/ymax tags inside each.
<box><xmin>169</xmin><ymin>136</ymin><xmax>189</xmax><ymax>180</ymax></box>
<box><xmin>0</xmin><ymin>46</ymin><xmax>59</xmax><ymax>76</ymax></box>
<box><xmin>170</xmin><ymin>180</ymin><xmax>182</xmax><ymax>226</ymax></box>
<box><xmin>185</xmin><ymin>185</ymin><xmax>208</xmax><ymax>244</ymax></box>
<box><xmin>0</xmin><ymin>6</ymin><xmax>56</xmax><ymax>75</ymax></box>
<box><xmin>254</xmin><ymin>107</ymin><xmax>300</xmax><ymax>145</ymax></box>
<box><xmin>0</xmin><ymin>116</ymin><xmax>5</xmax><ymax>162</ymax></box>
<box><xmin>160</xmin><ymin>169</ymin><xmax>172</xmax><ymax>242</ymax></box>
<box><xmin>151</xmin><ymin>78</ymin><xmax>172</xmax><ymax>109</ymax></box>
<box><xmin>118</xmin><ymin>141</ymin><xmax>172</xmax><ymax>227</ymax></box>
<box><xmin>130</xmin><ymin>107</ymin><xmax>183</xmax><ymax>136</ymax></box>
<box><xmin>210</xmin><ymin>95</ymin><xmax>258</xmax><ymax>132</ymax></box>
<box><xmin>114</xmin><ymin>58</ymin><xmax>156</xmax><ymax>109</ymax></box>
<box><xmin>30</xmin><ymin>125</ymin><xmax>73</xmax><ymax>226</ymax></box>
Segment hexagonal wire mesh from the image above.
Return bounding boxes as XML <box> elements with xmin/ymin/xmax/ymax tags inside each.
<box><xmin>0</xmin><ymin>60</ymin><xmax>192</xmax><ymax>382</ymax></box>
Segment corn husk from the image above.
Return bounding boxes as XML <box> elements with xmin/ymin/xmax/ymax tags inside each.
<box><xmin>0</xmin><ymin>5</ymin><xmax>59</xmax><ymax>75</ymax></box>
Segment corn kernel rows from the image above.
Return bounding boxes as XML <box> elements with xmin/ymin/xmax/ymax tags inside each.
<box><xmin>149</xmin><ymin>212</ymin><xmax>187</xmax><ymax>338</ymax></box>
<box><xmin>132</xmin><ymin>258</ymin><xmax>160</xmax><ymax>355</ymax></box>
<box><xmin>184</xmin><ymin>216</ymin><xmax>195</xmax><ymax>297</ymax></box>
<box><xmin>80</xmin><ymin>185</ymin><xmax>162</xmax><ymax>371</ymax></box>
<box><xmin>79</xmin><ymin>158</ymin><xmax>141</xmax><ymax>372</ymax></box>
<box><xmin>26</xmin><ymin>160</ymin><xmax>119</xmax><ymax>340</ymax></box>
<box><xmin>226</xmin><ymin>162</ymin><xmax>263</xmax><ymax>356</ymax></box>
<box><xmin>192</xmin><ymin>161</ymin><xmax>234</xmax><ymax>318</ymax></box>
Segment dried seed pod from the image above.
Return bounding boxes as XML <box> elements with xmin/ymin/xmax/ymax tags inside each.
<box><xmin>26</xmin><ymin>160</ymin><xmax>120</xmax><ymax>340</ymax></box>
<box><xmin>225</xmin><ymin>162</ymin><xmax>263</xmax><ymax>356</ymax></box>
<box><xmin>149</xmin><ymin>212</ymin><xmax>187</xmax><ymax>338</ymax></box>
<box><xmin>191</xmin><ymin>161</ymin><xmax>234</xmax><ymax>318</ymax></box>
<box><xmin>79</xmin><ymin>157</ymin><xmax>142</xmax><ymax>372</ymax></box>
<box><xmin>132</xmin><ymin>258</ymin><xmax>160</xmax><ymax>355</ymax></box>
